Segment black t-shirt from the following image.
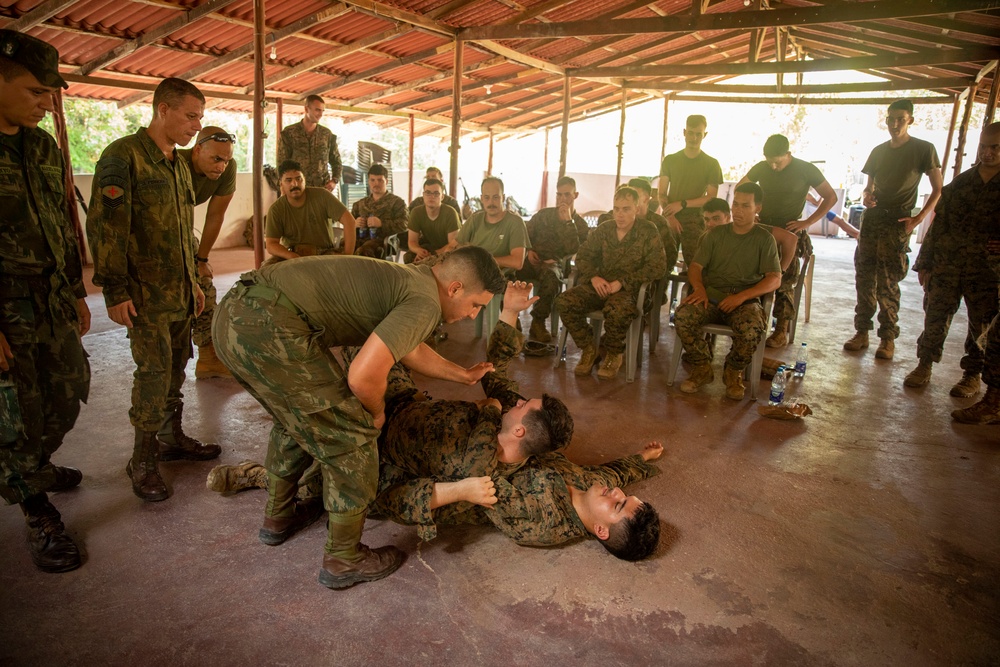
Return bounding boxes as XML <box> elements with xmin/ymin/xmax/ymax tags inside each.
<box><xmin>746</xmin><ymin>157</ymin><xmax>826</xmax><ymax>227</ymax></box>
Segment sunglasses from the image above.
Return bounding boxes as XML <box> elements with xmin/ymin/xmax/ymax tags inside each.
<box><xmin>197</xmin><ymin>132</ymin><xmax>237</xmax><ymax>145</ymax></box>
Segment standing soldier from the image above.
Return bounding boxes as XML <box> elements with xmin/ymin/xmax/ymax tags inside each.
<box><xmin>905</xmin><ymin>122</ymin><xmax>1000</xmax><ymax>396</ymax></box>
<box><xmin>279</xmin><ymin>95</ymin><xmax>341</xmax><ymax>191</ymax></box>
<box><xmin>178</xmin><ymin>126</ymin><xmax>237</xmax><ymax>379</ymax></box>
<box><xmin>87</xmin><ymin>78</ymin><xmax>219</xmax><ymax>504</ymax></box>
<box><xmin>352</xmin><ymin>164</ymin><xmax>408</xmax><ymax>258</ymax></box>
<box><xmin>0</xmin><ymin>31</ymin><xmax>90</xmax><ymax>573</ymax></box>
<box><xmin>844</xmin><ymin>99</ymin><xmax>943</xmax><ymax>360</ymax></box>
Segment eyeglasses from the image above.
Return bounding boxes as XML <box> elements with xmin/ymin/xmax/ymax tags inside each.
<box><xmin>423</xmin><ymin>191</ymin><xmax>443</xmax><ymax>197</ymax></box>
<box><xmin>197</xmin><ymin>132</ymin><xmax>237</xmax><ymax>145</ymax></box>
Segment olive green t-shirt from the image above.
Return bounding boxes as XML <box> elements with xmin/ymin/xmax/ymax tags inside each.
<box><xmin>659</xmin><ymin>150</ymin><xmax>724</xmax><ymax>211</ymax></box>
<box><xmin>693</xmin><ymin>224</ymin><xmax>781</xmax><ymax>303</ymax></box>
<box><xmin>264</xmin><ymin>187</ymin><xmax>347</xmax><ymax>250</ymax></box>
<box><xmin>257</xmin><ymin>256</ymin><xmax>440</xmax><ymax>360</ymax></box>
<box><xmin>746</xmin><ymin>157</ymin><xmax>825</xmax><ymax>227</ymax></box>
<box><xmin>177</xmin><ymin>148</ymin><xmax>237</xmax><ymax>205</ymax></box>
<box><xmin>862</xmin><ymin>137</ymin><xmax>940</xmax><ymax>210</ymax></box>
<box><xmin>408</xmin><ymin>204</ymin><xmax>461</xmax><ymax>252</ymax></box>
<box><xmin>456</xmin><ymin>211</ymin><xmax>530</xmax><ymax>257</ymax></box>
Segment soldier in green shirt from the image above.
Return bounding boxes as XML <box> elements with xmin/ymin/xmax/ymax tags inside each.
<box><xmin>0</xmin><ymin>31</ymin><xmax>90</xmax><ymax>573</ymax></box>
<box><xmin>457</xmin><ymin>176</ymin><xmax>530</xmax><ymax>272</ymax></box>
<box><xmin>406</xmin><ymin>177</ymin><xmax>461</xmax><ymax>263</ymax></box>
<box><xmin>178</xmin><ymin>126</ymin><xmax>236</xmax><ymax>379</ymax></box>
<box><xmin>409</xmin><ymin>166</ymin><xmax>462</xmax><ymax>219</ymax></box>
<box><xmin>88</xmin><ymin>77</ymin><xmax>220</xmax><ymax>505</ymax></box>
<box><xmin>212</xmin><ymin>246</ymin><xmax>506</xmax><ymax>590</ymax></box>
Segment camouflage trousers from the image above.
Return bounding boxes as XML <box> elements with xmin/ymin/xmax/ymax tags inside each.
<box><xmin>983</xmin><ymin>312</ymin><xmax>1000</xmax><ymax>387</ymax></box>
<box><xmin>678</xmin><ymin>209</ymin><xmax>705</xmax><ymax>267</ymax></box>
<box><xmin>854</xmin><ymin>208</ymin><xmax>911</xmax><ymax>339</ymax></box>
<box><xmin>515</xmin><ymin>262</ymin><xmax>562</xmax><ymax>321</ymax></box>
<box><xmin>916</xmin><ymin>269</ymin><xmax>998</xmax><ymax>373</ymax></box>
<box><xmin>773</xmin><ymin>252</ymin><xmax>801</xmax><ymax>323</ymax></box>
<box><xmin>556</xmin><ymin>283</ymin><xmax>639</xmax><ymax>354</ymax></box>
<box><xmin>127</xmin><ymin>316</ymin><xmax>192</xmax><ymax>430</ymax></box>
<box><xmin>191</xmin><ymin>272</ymin><xmax>217</xmax><ymax>348</ymax></box>
<box><xmin>213</xmin><ymin>281</ymin><xmax>380</xmax><ymax>517</ymax></box>
<box><xmin>0</xmin><ymin>288</ymin><xmax>89</xmax><ymax>504</ymax></box>
<box><xmin>675</xmin><ymin>299</ymin><xmax>766</xmax><ymax>370</ymax></box>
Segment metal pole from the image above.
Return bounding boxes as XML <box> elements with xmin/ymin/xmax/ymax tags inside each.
<box><xmin>408</xmin><ymin>114</ymin><xmax>415</xmax><ymax>202</ymax></box>
<box><xmin>659</xmin><ymin>94</ymin><xmax>669</xmax><ymax>165</ymax></box>
<box><xmin>954</xmin><ymin>82</ymin><xmax>978</xmax><ymax>178</ymax></box>
<box><xmin>615</xmin><ymin>87</ymin><xmax>626</xmax><ymax>189</ymax></box>
<box><xmin>275</xmin><ymin>97</ymin><xmax>283</xmax><ymax>165</ymax></box>
<box><xmin>252</xmin><ymin>0</ymin><xmax>266</xmax><ymax>267</ymax></box>
<box><xmin>449</xmin><ymin>38</ymin><xmax>463</xmax><ymax>198</ymax></box>
<box><xmin>941</xmin><ymin>93</ymin><xmax>961</xmax><ymax>177</ymax></box>
<box><xmin>558</xmin><ymin>73</ymin><xmax>570</xmax><ymax>179</ymax></box>
<box><xmin>487</xmin><ymin>128</ymin><xmax>494</xmax><ymax>174</ymax></box>
<box><xmin>52</xmin><ymin>90</ymin><xmax>87</xmax><ymax>265</ymax></box>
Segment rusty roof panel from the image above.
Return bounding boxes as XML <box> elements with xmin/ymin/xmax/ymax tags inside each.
<box><xmin>270</xmin><ymin>70</ymin><xmax>339</xmax><ymax>94</ymax></box>
<box><xmin>372</xmin><ymin>30</ymin><xmax>451</xmax><ymax>58</ymax></box>
<box><xmin>222</xmin><ymin>0</ymin><xmax>332</xmax><ymax>27</ymax></box>
<box><xmin>163</xmin><ymin>19</ymin><xmax>252</xmax><ymax>53</ymax></box>
<box><xmin>330</xmin><ymin>80</ymin><xmax>392</xmax><ymax>100</ymax></box>
<box><xmin>108</xmin><ymin>46</ymin><xmax>210</xmax><ymax>77</ymax></box>
<box><xmin>305</xmin><ymin>11</ymin><xmax>396</xmax><ymax>43</ymax></box>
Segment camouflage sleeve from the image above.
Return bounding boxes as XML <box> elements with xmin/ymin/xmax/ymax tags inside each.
<box><xmin>278</xmin><ymin>127</ymin><xmax>292</xmax><ymax>164</ymax></box>
<box><xmin>86</xmin><ymin>152</ymin><xmax>133</xmax><ymax>308</ymax></box>
<box><xmin>329</xmin><ymin>134</ymin><xmax>342</xmax><ymax>182</ymax></box>
<box><xmin>57</xmin><ymin>154</ymin><xmax>86</xmax><ymax>300</ymax></box>
<box><xmin>555</xmin><ymin>216</ymin><xmax>581</xmax><ymax>259</ymax></box>
<box><xmin>623</xmin><ymin>225</ymin><xmax>667</xmax><ymax>289</ymax></box>
<box><xmin>575</xmin><ymin>225</ymin><xmax>603</xmax><ymax>284</ymax></box>
<box><xmin>486</xmin><ymin>470</ymin><xmax>583</xmax><ymax>546</ymax></box>
<box><xmin>914</xmin><ymin>185</ymin><xmax>950</xmax><ymax>273</ymax></box>
<box><xmin>481</xmin><ymin>321</ymin><xmax>525</xmax><ymax>409</ymax></box>
<box><xmin>372</xmin><ymin>467</ymin><xmax>488</xmax><ymax>542</ymax></box>
<box><xmin>460</xmin><ymin>405</ymin><xmax>502</xmax><ymax>477</ymax></box>
<box><xmin>383</xmin><ymin>196</ymin><xmax>408</xmax><ymax>237</ymax></box>
<box><xmin>580</xmin><ymin>454</ymin><xmax>661</xmax><ymax>489</ymax></box>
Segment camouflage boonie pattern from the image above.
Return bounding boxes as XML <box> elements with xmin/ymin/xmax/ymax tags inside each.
<box><xmin>0</xmin><ymin>127</ymin><xmax>90</xmax><ymax>504</ymax></box>
<box><xmin>213</xmin><ymin>280</ymin><xmax>380</xmax><ymax>517</ymax></box>
<box><xmin>983</xmin><ymin>312</ymin><xmax>1000</xmax><ymax>387</ymax></box>
<box><xmin>853</xmin><ymin>208</ymin><xmax>912</xmax><ymax>340</ymax></box>
<box><xmin>556</xmin><ymin>219</ymin><xmax>666</xmax><ymax>354</ymax></box>
<box><xmin>911</xmin><ymin>166</ymin><xmax>1000</xmax><ymax>370</ymax></box>
<box><xmin>192</xmin><ymin>270</ymin><xmax>216</xmax><ymax>347</ymax></box>
<box><xmin>772</xmin><ymin>251</ymin><xmax>801</xmax><ymax>323</ymax></box>
<box><xmin>677</xmin><ymin>208</ymin><xmax>706</xmax><ymax>267</ymax></box>
<box><xmin>515</xmin><ymin>207</ymin><xmax>581</xmax><ymax>320</ymax></box>
<box><xmin>351</xmin><ymin>193</ymin><xmax>408</xmax><ymax>258</ymax></box>
<box><xmin>675</xmin><ymin>300</ymin><xmax>767</xmax><ymax>370</ymax></box>
<box><xmin>126</xmin><ymin>317</ymin><xmax>192</xmax><ymax>429</ymax></box>
<box><xmin>278</xmin><ymin>122</ymin><xmax>342</xmax><ymax>187</ymax></box>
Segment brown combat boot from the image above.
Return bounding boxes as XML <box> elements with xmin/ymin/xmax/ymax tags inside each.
<box><xmin>875</xmin><ymin>337</ymin><xmax>894</xmax><ymax>360</ymax></box>
<box><xmin>318</xmin><ymin>514</ymin><xmax>405</xmax><ymax>590</ymax></box>
<box><xmin>20</xmin><ymin>493</ymin><xmax>81</xmax><ymax>573</ymax></box>
<box><xmin>574</xmin><ymin>344</ymin><xmax>599</xmax><ymax>376</ymax></box>
<box><xmin>952</xmin><ymin>386</ymin><xmax>1000</xmax><ymax>425</ymax></box>
<box><xmin>126</xmin><ymin>428</ymin><xmax>169</xmax><ymax>502</ymax></box>
<box><xmin>195</xmin><ymin>343</ymin><xmax>232</xmax><ymax>379</ymax></box>
<box><xmin>950</xmin><ymin>372</ymin><xmax>982</xmax><ymax>398</ymax></box>
<box><xmin>723</xmin><ymin>366</ymin><xmax>746</xmax><ymax>400</ymax></box>
<box><xmin>47</xmin><ymin>465</ymin><xmax>83</xmax><ymax>493</ymax></box>
<box><xmin>904</xmin><ymin>359</ymin><xmax>933</xmax><ymax>387</ymax></box>
<box><xmin>766</xmin><ymin>320</ymin><xmax>789</xmax><ymax>348</ymax></box>
<box><xmin>680</xmin><ymin>363</ymin><xmax>714</xmax><ymax>394</ymax></box>
<box><xmin>158</xmin><ymin>402</ymin><xmax>222</xmax><ymax>461</ymax></box>
<box><xmin>259</xmin><ymin>475</ymin><xmax>323</xmax><ymax>545</ymax></box>
<box><xmin>597</xmin><ymin>352</ymin><xmax>624</xmax><ymax>379</ymax></box>
<box><xmin>843</xmin><ymin>331</ymin><xmax>869</xmax><ymax>351</ymax></box>
<box><xmin>529</xmin><ymin>318</ymin><xmax>552</xmax><ymax>343</ymax></box>
<box><xmin>206</xmin><ymin>460</ymin><xmax>268</xmax><ymax>494</ymax></box>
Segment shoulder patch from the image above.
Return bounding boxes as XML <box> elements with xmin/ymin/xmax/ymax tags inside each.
<box><xmin>102</xmin><ymin>184</ymin><xmax>125</xmax><ymax>209</ymax></box>
<box><xmin>97</xmin><ymin>156</ymin><xmax>130</xmax><ymax>189</ymax></box>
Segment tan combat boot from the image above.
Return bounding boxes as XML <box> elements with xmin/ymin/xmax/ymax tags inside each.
<box><xmin>766</xmin><ymin>320</ymin><xmax>789</xmax><ymax>348</ymax></box>
<box><xmin>259</xmin><ymin>474</ymin><xmax>324</xmax><ymax>545</ymax></box>
<box><xmin>574</xmin><ymin>345</ymin><xmax>599</xmax><ymax>376</ymax></box>
<box><xmin>843</xmin><ymin>331</ymin><xmax>869</xmax><ymax>351</ymax></box>
<box><xmin>723</xmin><ymin>366</ymin><xmax>746</xmax><ymax>400</ymax></box>
<box><xmin>875</xmin><ymin>337</ymin><xmax>894</xmax><ymax>360</ymax></box>
<box><xmin>952</xmin><ymin>386</ymin><xmax>1000</xmax><ymax>424</ymax></box>
<box><xmin>319</xmin><ymin>513</ymin><xmax>405</xmax><ymax>589</ymax></box>
<box><xmin>904</xmin><ymin>359</ymin><xmax>932</xmax><ymax>387</ymax></box>
<box><xmin>597</xmin><ymin>352</ymin><xmax>624</xmax><ymax>379</ymax></box>
<box><xmin>195</xmin><ymin>342</ymin><xmax>232</xmax><ymax>379</ymax></box>
<box><xmin>679</xmin><ymin>363</ymin><xmax>714</xmax><ymax>394</ymax></box>
<box><xmin>950</xmin><ymin>372</ymin><xmax>982</xmax><ymax>398</ymax></box>
<box><xmin>529</xmin><ymin>318</ymin><xmax>552</xmax><ymax>343</ymax></box>
<box><xmin>206</xmin><ymin>460</ymin><xmax>268</xmax><ymax>494</ymax></box>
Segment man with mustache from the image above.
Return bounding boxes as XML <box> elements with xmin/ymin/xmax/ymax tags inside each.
<box><xmin>454</xmin><ymin>176</ymin><xmax>529</xmax><ymax>272</ymax></box>
<box><xmin>264</xmin><ymin>159</ymin><xmax>356</xmax><ymax>263</ymax></box>
<box><xmin>88</xmin><ymin>77</ymin><xmax>219</xmax><ymax>504</ymax></box>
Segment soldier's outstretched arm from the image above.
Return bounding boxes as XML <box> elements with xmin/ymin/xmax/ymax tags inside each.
<box><xmin>400</xmin><ymin>341</ymin><xmax>494</xmax><ymax>385</ymax></box>
<box><xmin>580</xmin><ymin>444</ymin><xmax>663</xmax><ymax>490</ymax></box>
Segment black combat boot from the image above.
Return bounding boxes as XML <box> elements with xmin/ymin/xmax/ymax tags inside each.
<box><xmin>127</xmin><ymin>427</ymin><xmax>169</xmax><ymax>502</ymax></box>
<box><xmin>20</xmin><ymin>493</ymin><xmax>81</xmax><ymax>573</ymax></box>
<box><xmin>157</xmin><ymin>402</ymin><xmax>221</xmax><ymax>461</ymax></box>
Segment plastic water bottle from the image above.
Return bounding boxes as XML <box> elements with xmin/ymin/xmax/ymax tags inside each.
<box><xmin>794</xmin><ymin>343</ymin><xmax>808</xmax><ymax>378</ymax></box>
<box><xmin>768</xmin><ymin>365</ymin><xmax>788</xmax><ymax>405</ymax></box>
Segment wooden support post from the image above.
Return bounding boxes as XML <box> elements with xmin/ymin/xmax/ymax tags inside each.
<box><xmin>954</xmin><ymin>82</ymin><xmax>978</xmax><ymax>178</ymax></box>
<box><xmin>615</xmin><ymin>87</ymin><xmax>626</xmax><ymax>189</ymax></box>
<box><xmin>941</xmin><ymin>93</ymin><xmax>962</xmax><ymax>176</ymax></box>
<box><xmin>275</xmin><ymin>97</ymin><xmax>283</xmax><ymax>165</ymax></box>
<box><xmin>659</xmin><ymin>95</ymin><xmax>670</xmax><ymax>164</ymax></box>
<box><xmin>985</xmin><ymin>68</ymin><xmax>999</xmax><ymax>126</ymax></box>
<box><xmin>252</xmin><ymin>0</ymin><xmax>266</xmax><ymax>268</ymax></box>
<box><xmin>558</xmin><ymin>73</ymin><xmax>570</xmax><ymax>180</ymax></box>
<box><xmin>52</xmin><ymin>90</ymin><xmax>87</xmax><ymax>265</ymax></box>
<box><xmin>408</xmin><ymin>114</ymin><xmax>415</xmax><ymax>202</ymax></box>
<box><xmin>487</xmin><ymin>128</ymin><xmax>495</xmax><ymax>174</ymax></box>
<box><xmin>449</xmin><ymin>38</ymin><xmax>463</xmax><ymax>198</ymax></box>
<box><xmin>540</xmin><ymin>128</ymin><xmax>549</xmax><ymax>208</ymax></box>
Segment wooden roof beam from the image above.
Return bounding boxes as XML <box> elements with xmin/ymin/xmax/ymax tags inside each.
<box><xmin>344</xmin><ymin>0</ymin><xmax>457</xmax><ymax>37</ymax></box>
<box><xmin>902</xmin><ymin>15</ymin><xmax>1000</xmax><ymax>40</ymax></box>
<box><xmin>347</xmin><ymin>56</ymin><xmax>506</xmax><ymax>105</ymax></box>
<box><xmin>624</xmin><ymin>76</ymin><xmax>975</xmax><ymax>94</ymax></box>
<box><xmin>6</xmin><ymin>0</ymin><xmax>78</xmax><ymax>31</ymax></box>
<box><xmin>297</xmin><ymin>42</ymin><xmax>455</xmax><ymax>100</ymax></box>
<box><xmin>389</xmin><ymin>68</ymin><xmax>550</xmax><ymax>112</ymax></box>
<box><xmin>669</xmin><ymin>94</ymin><xmax>953</xmax><ymax>105</ymax></box>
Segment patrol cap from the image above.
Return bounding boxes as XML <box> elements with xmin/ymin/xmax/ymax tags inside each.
<box><xmin>0</xmin><ymin>30</ymin><xmax>68</xmax><ymax>89</ymax></box>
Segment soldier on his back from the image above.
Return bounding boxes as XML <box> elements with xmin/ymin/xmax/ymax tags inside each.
<box><xmin>278</xmin><ymin>94</ymin><xmax>341</xmax><ymax>191</ymax></box>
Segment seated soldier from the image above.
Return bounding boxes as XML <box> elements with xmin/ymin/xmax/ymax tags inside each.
<box><xmin>514</xmin><ymin>176</ymin><xmax>586</xmax><ymax>343</ymax></box>
<box><xmin>702</xmin><ymin>198</ymin><xmax>797</xmax><ymax>276</ymax></box>
<box><xmin>409</xmin><ymin>166</ymin><xmax>462</xmax><ymax>219</ymax></box>
<box><xmin>406</xmin><ymin>177</ymin><xmax>461</xmax><ymax>264</ymax></box>
<box><xmin>455</xmin><ymin>176</ymin><xmax>530</xmax><ymax>272</ymax></box>
<box><xmin>600</xmin><ymin>178</ymin><xmax>679</xmax><ymax>276</ymax></box>
<box><xmin>264</xmin><ymin>160</ymin><xmax>355</xmax><ymax>264</ymax></box>
<box><xmin>675</xmin><ymin>182</ymin><xmax>782</xmax><ymax>400</ymax></box>
<box><xmin>556</xmin><ymin>187</ymin><xmax>667</xmax><ymax>380</ymax></box>
<box><xmin>352</xmin><ymin>164</ymin><xmax>408</xmax><ymax>258</ymax></box>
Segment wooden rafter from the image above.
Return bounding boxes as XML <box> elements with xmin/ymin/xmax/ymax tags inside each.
<box><xmin>624</xmin><ymin>76</ymin><xmax>974</xmax><ymax>94</ymax></box>
<box><xmin>6</xmin><ymin>0</ymin><xmax>78</xmax><ymax>31</ymax></box>
<box><xmin>347</xmin><ymin>56</ymin><xmax>505</xmax><ymax>106</ymax></box>
<box><xmin>297</xmin><ymin>42</ymin><xmax>455</xmax><ymax>100</ymax></box>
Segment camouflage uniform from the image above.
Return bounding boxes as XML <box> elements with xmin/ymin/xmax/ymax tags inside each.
<box><xmin>351</xmin><ymin>192</ymin><xmax>408</xmax><ymax>258</ymax></box>
<box><xmin>0</xmin><ymin>127</ymin><xmax>90</xmax><ymax>504</ymax></box>
<box><xmin>514</xmin><ymin>207</ymin><xmax>582</xmax><ymax>321</ymax></box>
<box><xmin>759</xmin><ymin>217</ymin><xmax>803</xmax><ymax>324</ymax></box>
<box><xmin>911</xmin><ymin>166</ymin><xmax>1000</xmax><ymax>371</ymax></box>
<box><xmin>676</xmin><ymin>208</ymin><xmax>706</xmax><ymax>267</ymax></box>
<box><xmin>555</xmin><ymin>219</ymin><xmax>666</xmax><ymax>355</ymax></box>
<box><xmin>87</xmin><ymin>129</ymin><xmax>198</xmax><ymax>430</ymax></box>
<box><xmin>278</xmin><ymin>121</ymin><xmax>341</xmax><ymax>188</ymax></box>
<box><xmin>674</xmin><ymin>301</ymin><xmax>767</xmax><ymax>371</ymax></box>
<box><xmin>853</xmin><ymin>208</ymin><xmax>912</xmax><ymax>339</ymax></box>
<box><xmin>598</xmin><ymin>210</ymin><xmax>679</xmax><ymax>277</ymax></box>
<box><xmin>983</xmin><ymin>312</ymin><xmax>1000</xmax><ymax>388</ymax></box>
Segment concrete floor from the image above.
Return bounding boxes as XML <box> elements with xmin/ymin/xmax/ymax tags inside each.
<box><xmin>1</xmin><ymin>238</ymin><xmax>997</xmax><ymax>666</ymax></box>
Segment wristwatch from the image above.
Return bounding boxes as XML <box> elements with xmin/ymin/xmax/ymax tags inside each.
<box><xmin>195</xmin><ymin>255</ymin><xmax>209</xmax><ymax>263</ymax></box>
<box><xmin>680</xmin><ymin>200</ymin><xmax>688</xmax><ymax>210</ymax></box>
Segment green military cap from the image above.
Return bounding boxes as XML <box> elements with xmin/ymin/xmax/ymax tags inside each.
<box><xmin>0</xmin><ymin>30</ymin><xmax>68</xmax><ymax>89</ymax></box>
